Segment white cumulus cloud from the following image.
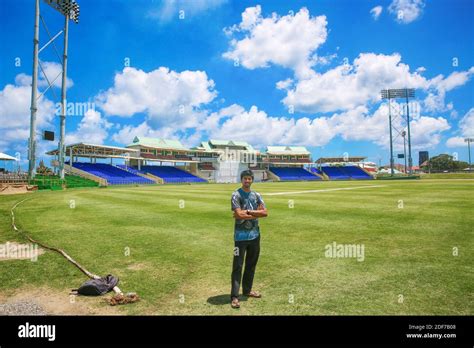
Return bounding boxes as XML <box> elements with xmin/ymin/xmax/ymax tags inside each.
<box><xmin>13</xmin><ymin>61</ymin><xmax>74</xmax><ymax>90</ymax></box>
<box><xmin>197</xmin><ymin>103</ymin><xmax>450</xmax><ymax>151</ymax></box>
<box><xmin>424</xmin><ymin>67</ymin><xmax>474</xmax><ymax>112</ymax></box>
<box><xmin>446</xmin><ymin>108</ymin><xmax>474</xmax><ymax>148</ymax></box>
<box><xmin>97</xmin><ymin>67</ymin><xmax>217</xmax><ymax>129</ymax></box>
<box><xmin>223</xmin><ymin>6</ymin><xmax>328</xmax><ymax>79</ymax></box>
<box><xmin>279</xmin><ymin>52</ymin><xmax>473</xmax><ymax>115</ymax></box>
<box><xmin>281</xmin><ymin>53</ymin><xmax>429</xmax><ymax>113</ymax></box>
<box><xmin>389</xmin><ymin>0</ymin><xmax>425</xmax><ymax>24</ymax></box>
<box><xmin>370</xmin><ymin>6</ymin><xmax>383</xmax><ymax>20</ymax></box>
<box><xmin>0</xmin><ymin>78</ymin><xmax>56</xmax><ymax>160</ymax></box>
<box><xmin>66</xmin><ymin>109</ymin><xmax>112</xmax><ymax>145</ymax></box>
<box><xmin>111</xmin><ymin>121</ymin><xmax>180</xmax><ymax>145</ymax></box>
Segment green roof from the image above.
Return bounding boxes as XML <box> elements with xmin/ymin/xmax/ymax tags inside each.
<box><xmin>200</xmin><ymin>141</ymin><xmax>213</xmax><ymax>151</ymax></box>
<box><xmin>127</xmin><ymin>137</ymin><xmax>187</xmax><ymax>150</ymax></box>
<box><xmin>266</xmin><ymin>146</ymin><xmax>310</xmax><ymax>154</ymax></box>
<box><xmin>207</xmin><ymin>139</ymin><xmax>255</xmax><ymax>151</ymax></box>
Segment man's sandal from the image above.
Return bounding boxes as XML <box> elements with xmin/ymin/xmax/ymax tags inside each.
<box><xmin>244</xmin><ymin>290</ymin><xmax>262</xmax><ymax>298</ymax></box>
<box><xmin>231</xmin><ymin>297</ymin><xmax>240</xmax><ymax>308</ymax></box>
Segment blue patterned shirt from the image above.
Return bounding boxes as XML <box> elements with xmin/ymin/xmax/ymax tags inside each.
<box><xmin>231</xmin><ymin>188</ymin><xmax>266</xmax><ymax>241</ymax></box>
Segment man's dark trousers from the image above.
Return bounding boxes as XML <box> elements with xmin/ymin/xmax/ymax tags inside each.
<box><xmin>231</xmin><ymin>236</ymin><xmax>260</xmax><ymax>299</ymax></box>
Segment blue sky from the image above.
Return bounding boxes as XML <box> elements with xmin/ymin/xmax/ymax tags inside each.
<box><xmin>1</xmin><ymin>0</ymin><xmax>473</xmax><ymax>168</ymax></box>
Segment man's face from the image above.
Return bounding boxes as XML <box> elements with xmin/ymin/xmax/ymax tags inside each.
<box><xmin>241</xmin><ymin>175</ymin><xmax>253</xmax><ymax>189</ymax></box>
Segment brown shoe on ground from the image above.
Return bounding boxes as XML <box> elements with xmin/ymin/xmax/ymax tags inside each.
<box><xmin>243</xmin><ymin>290</ymin><xmax>261</xmax><ymax>298</ymax></box>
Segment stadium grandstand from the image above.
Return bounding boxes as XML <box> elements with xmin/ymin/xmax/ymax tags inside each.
<box><xmin>263</xmin><ymin>146</ymin><xmax>322</xmax><ymax>181</ymax></box>
<box><xmin>125</xmin><ymin>136</ymin><xmax>208</xmax><ymax>184</ymax></box>
<box><xmin>191</xmin><ymin>139</ymin><xmax>263</xmax><ymax>183</ymax></box>
<box><xmin>45</xmin><ymin>140</ymin><xmax>207</xmax><ymax>185</ymax></box>
<box><xmin>315</xmin><ymin>157</ymin><xmax>374</xmax><ymax>180</ymax></box>
<box><xmin>46</xmin><ymin>143</ymin><xmax>154</xmax><ymax>186</ymax></box>
<box><xmin>3</xmin><ymin>138</ymin><xmax>379</xmax><ymax>192</ymax></box>
<box><xmin>71</xmin><ymin>162</ymin><xmax>155</xmax><ymax>185</ymax></box>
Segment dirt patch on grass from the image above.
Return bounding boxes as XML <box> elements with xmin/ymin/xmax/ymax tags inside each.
<box><xmin>0</xmin><ymin>286</ymin><xmax>124</xmax><ymax>315</ymax></box>
<box><xmin>0</xmin><ymin>184</ymin><xmax>37</xmax><ymax>195</ymax></box>
<box><xmin>126</xmin><ymin>262</ymin><xmax>152</xmax><ymax>271</ymax></box>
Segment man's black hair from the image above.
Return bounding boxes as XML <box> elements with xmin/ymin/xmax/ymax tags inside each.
<box><xmin>240</xmin><ymin>169</ymin><xmax>254</xmax><ymax>180</ymax></box>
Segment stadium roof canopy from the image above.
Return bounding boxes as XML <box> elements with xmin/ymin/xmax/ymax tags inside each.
<box><xmin>46</xmin><ymin>143</ymin><xmax>141</xmax><ymax>159</ymax></box>
<box><xmin>265</xmin><ymin>146</ymin><xmax>310</xmax><ymax>155</ymax></box>
<box><xmin>127</xmin><ymin>136</ymin><xmax>188</xmax><ymax>151</ymax></box>
<box><xmin>195</xmin><ymin>139</ymin><xmax>256</xmax><ymax>152</ymax></box>
<box><xmin>0</xmin><ymin>152</ymin><xmax>18</xmax><ymax>161</ymax></box>
<box><xmin>315</xmin><ymin>157</ymin><xmax>367</xmax><ymax>164</ymax></box>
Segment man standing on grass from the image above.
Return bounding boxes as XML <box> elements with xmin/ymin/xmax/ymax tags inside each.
<box><xmin>230</xmin><ymin>169</ymin><xmax>268</xmax><ymax>309</ymax></box>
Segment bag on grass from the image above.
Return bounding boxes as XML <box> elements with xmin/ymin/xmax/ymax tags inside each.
<box><xmin>76</xmin><ymin>274</ymin><xmax>119</xmax><ymax>296</ymax></box>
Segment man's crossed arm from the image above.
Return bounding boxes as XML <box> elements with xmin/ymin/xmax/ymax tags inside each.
<box><xmin>233</xmin><ymin>204</ymin><xmax>268</xmax><ymax>220</ymax></box>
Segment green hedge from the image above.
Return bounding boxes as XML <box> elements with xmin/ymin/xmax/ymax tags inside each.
<box><xmin>29</xmin><ymin>174</ymin><xmax>99</xmax><ymax>190</ymax></box>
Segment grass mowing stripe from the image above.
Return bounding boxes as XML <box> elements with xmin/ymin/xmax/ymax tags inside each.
<box><xmin>265</xmin><ymin>184</ymin><xmax>386</xmax><ymax>196</ymax></box>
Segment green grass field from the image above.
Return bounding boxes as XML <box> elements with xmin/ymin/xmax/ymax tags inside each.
<box><xmin>420</xmin><ymin>172</ymin><xmax>474</xmax><ymax>179</ymax></box>
<box><xmin>0</xmin><ymin>179</ymin><xmax>473</xmax><ymax>315</ymax></box>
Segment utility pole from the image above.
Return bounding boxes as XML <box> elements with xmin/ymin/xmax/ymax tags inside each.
<box><xmin>388</xmin><ymin>100</ymin><xmax>394</xmax><ymax>176</ymax></box>
<box><xmin>466</xmin><ymin>138</ymin><xmax>473</xmax><ymax>171</ymax></box>
<box><xmin>59</xmin><ymin>13</ymin><xmax>69</xmax><ymax>179</ymax></box>
<box><xmin>28</xmin><ymin>0</ymin><xmax>40</xmax><ymax>180</ymax></box>
<box><xmin>405</xmin><ymin>95</ymin><xmax>413</xmax><ymax>174</ymax></box>
<box><xmin>28</xmin><ymin>0</ymin><xmax>80</xmax><ymax>180</ymax></box>
<box><xmin>402</xmin><ymin>130</ymin><xmax>407</xmax><ymax>174</ymax></box>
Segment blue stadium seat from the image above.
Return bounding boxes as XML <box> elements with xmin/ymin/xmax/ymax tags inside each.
<box><xmin>310</xmin><ymin>167</ymin><xmax>323</xmax><ymax>175</ymax></box>
<box><xmin>116</xmin><ymin>164</ymin><xmax>143</xmax><ymax>175</ymax></box>
<box><xmin>342</xmin><ymin>166</ymin><xmax>373</xmax><ymax>179</ymax></box>
<box><xmin>321</xmin><ymin>166</ymin><xmax>350</xmax><ymax>180</ymax></box>
<box><xmin>140</xmin><ymin>165</ymin><xmax>207</xmax><ymax>184</ymax></box>
<box><xmin>269</xmin><ymin>167</ymin><xmax>321</xmax><ymax>181</ymax></box>
<box><xmin>321</xmin><ymin>166</ymin><xmax>373</xmax><ymax>180</ymax></box>
<box><xmin>72</xmin><ymin>162</ymin><xmax>155</xmax><ymax>185</ymax></box>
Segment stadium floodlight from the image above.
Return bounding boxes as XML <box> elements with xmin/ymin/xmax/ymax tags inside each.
<box><xmin>44</xmin><ymin>0</ymin><xmax>80</xmax><ymax>23</ymax></box>
<box><xmin>28</xmin><ymin>0</ymin><xmax>80</xmax><ymax>180</ymax></box>
<box><xmin>381</xmin><ymin>88</ymin><xmax>416</xmax><ymax>176</ymax></box>
<box><xmin>465</xmin><ymin>138</ymin><xmax>473</xmax><ymax>171</ymax></box>
<box><xmin>381</xmin><ymin>89</ymin><xmax>415</xmax><ymax>99</ymax></box>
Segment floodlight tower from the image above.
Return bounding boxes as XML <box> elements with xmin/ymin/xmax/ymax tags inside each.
<box><xmin>28</xmin><ymin>0</ymin><xmax>40</xmax><ymax>180</ymax></box>
<box><xmin>381</xmin><ymin>88</ymin><xmax>416</xmax><ymax>175</ymax></box>
<box><xmin>28</xmin><ymin>0</ymin><xmax>79</xmax><ymax>180</ymax></box>
<box><xmin>465</xmin><ymin>138</ymin><xmax>473</xmax><ymax>171</ymax></box>
<box><xmin>402</xmin><ymin>130</ymin><xmax>407</xmax><ymax>173</ymax></box>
